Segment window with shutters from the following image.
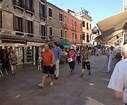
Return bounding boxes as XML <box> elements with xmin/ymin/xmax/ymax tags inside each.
<box><xmin>49</xmin><ymin>8</ymin><xmax>52</xmax><ymax>17</ymax></box>
<box><xmin>49</xmin><ymin>27</ymin><xmax>52</xmax><ymax>36</ymax></box>
<box><xmin>12</xmin><ymin>0</ymin><xmax>24</xmax><ymax>8</ymax></box>
<box><xmin>59</xmin><ymin>13</ymin><xmax>63</xmax><ymax>21</ymax></box>
<box><xmin>82</xmin><ymin>21</ymin><xmax>85</xmax><ymax>27</ymax></box>
<box><xmin>41</xmin><ymin>25</ymin><xmax>46</xmax><ymax>37</ymax></box>
<box><xmin>0</xmin><ymin>11</ymin><xmax>2</xmax><ymax>28</ymax></box>
<box><xmin>86</xmin><ymin>33</ymin><xmax>89</xmax><ymax>42</ymax></box>
<box><xmin>14</xmin><ymin>16</ymin><xmax>23</xmax><ymax>32</ymax></box>
<box><xmin>86</xmin><ymin>22</ymin><xmax>89</xmax><ymax>30</ymax></box>
<box><xmin>26</xmin><ymin>20</ymin><xmax>33</xmax><ymax>34</ymax></box>
<box><xmin>25</xmin><ymin>0</ymin><xmax>33</xmax><ymax>12</ymax></box>
<box><xmin>82</xmin><ymin>34</ymin><xmax>85</xmax><ymax>40</ymax></box>
<box><xmin>39</xmin><ymin>3</ymin><xmax>46</xmax><ymax>19</ymax></box>
<box><xmin>61</xmin><ymin>30</ymin><xmax>63</xmax><ymax>37</ymax></box>
<box><xmin>75</xmin><ymin>34</ymin><xmax>77</xmax><ymax>39</ymax></box>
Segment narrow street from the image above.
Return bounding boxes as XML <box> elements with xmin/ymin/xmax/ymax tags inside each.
<box><xmin>0</xmin><ymin>55</ymin><xmax>121</xmax><ymax>105</ymax></box>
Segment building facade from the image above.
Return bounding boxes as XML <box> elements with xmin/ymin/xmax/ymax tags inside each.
<box><xmin>97</xmin><ymin>11</ymin><xmax>127</xmax><ymax>47</ymax></box>
<box><xmin>0</xmin><ymin>0</ymin><xmax>47</xmax><ymax>64</ymax></box>
<box><xmin>47</xmin><ymin>2</ymin><xmax>65</xmax><ymax>41</ymax></box>
<box><xmin>64</xmin><ymin>10</ymin><xmax>82</xmax><ymax>44</ymax></box>
<box><xmin>76</xmin><ymin>10</ymin><xmax>92</xmax><ymax>45</ymax></box>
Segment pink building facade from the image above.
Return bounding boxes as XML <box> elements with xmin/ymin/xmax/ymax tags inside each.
<box><xmin>64</xmin><ymin>11</ymin><xmax>82</xmax><ymax>44</ymax></box>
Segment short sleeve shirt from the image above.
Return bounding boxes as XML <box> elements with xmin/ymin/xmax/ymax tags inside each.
<box><xmin>108</xmin><ymin>59</ymin><xmax>127</xmax><ymax>92</ymax></box>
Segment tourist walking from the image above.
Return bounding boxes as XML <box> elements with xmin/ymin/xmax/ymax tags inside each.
<box><xmin>67</xmin><ymin>46</ymin><xmax>76</xmax><ymax>74</ymax></box>
<box><xmin>76</xmin><ymin>48</ymin><xmax>81</xmax><ymax>64</ymax></box>
<box><xmin>2</xmin><ymin>47</ymin><xmax>11</xmax><ymax>76</ymax></box>
<box><xmin>109</xmin><ymin>48</ymin><xmax>122</xmax><ymax>75</ymax></box>
<box><xmin>107</xmin><ymin>46</ymin><xmax>114</xmax><ymax>73</ymax></box>
<box><xmin>0</xmin><ymin>46</ymin><xmax>3</xmax><ymax>77</ymax></box>
<box><xmin>9</xmin><ymin>47</ymin><xmax>17</xmax><ymax>74</ymax></box>
<box><xmin>52</xmin><ymin>42</ymin><xmax>62</xmax><ymax>79</ymax></box>
<box><xmin>108</xmin><ymin>45</ymin><xmax>127</xmax><ymax>105</ymax></box>
<box><xmin>81</xmin><ymin>46</ymin><xmax>91</xmax><ymax>77</ymax></box>
<box><xmin>38</xmin><ymin>44</ymin><xmax>55</xmax><ymax>88</ymax></box>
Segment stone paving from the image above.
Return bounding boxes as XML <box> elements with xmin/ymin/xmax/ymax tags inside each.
<box><xmin>0</xmin><ymin>55</ymin><xmax>122</xmax><ymax>105</ymax></box>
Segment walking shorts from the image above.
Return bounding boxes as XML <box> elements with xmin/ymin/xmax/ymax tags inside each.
<box><xmin>82</xmin><ymin>61</ymin><xmax>90</xmax><ymax>70</ymax></box>
<box><xmin>42</xmin><ymin>65</ymin><xmax>55</xmax><ymax>75</ymax></box>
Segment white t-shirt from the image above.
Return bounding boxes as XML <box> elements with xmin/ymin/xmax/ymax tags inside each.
<box><xmin>108</xmin><ymin>59</ymin><xmax>127</xmax><ymax>92</ymax></box>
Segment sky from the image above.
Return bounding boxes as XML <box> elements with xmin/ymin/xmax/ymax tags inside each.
<box><xmin>47</xmin><ymin>0</ymin><xmax>123</xmax><ymax>23</ymax></box>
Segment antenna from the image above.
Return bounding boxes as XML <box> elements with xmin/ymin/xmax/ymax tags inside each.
<box><xmin>123</xmin><ymin>0</ymin><xmax>127</xmax><ymax>11</ymax></box>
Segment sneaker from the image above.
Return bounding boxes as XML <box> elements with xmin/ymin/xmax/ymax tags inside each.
<box><xmin>38</xmin><ymin>83</ymin><xmax>44</xmax><ymax>88</ymax></box>
<box><xmin>50</xmin><ymin>82</ymin><xmax>54</xmax><ymax>86</ymax></box>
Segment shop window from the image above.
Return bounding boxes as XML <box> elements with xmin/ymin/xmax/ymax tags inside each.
<box><xmin>39</xmin><ymin>3</ymin><xmax>46</xmax><ymax>19</ymax></box>
<box><xmin>82</xmin><ymin>21</ymin><xmax>85</xmax><ymax>27</ymax></box>
<box><xmin>41</xmin><ymin>25</ymin><xmax>46</xmax><ymax>37</ymax></box>
<box><xmin>59</xmin><ymin>13</ymin><xmax>63</xmax><ymax>21</ymax></box>
<box><xmin>14</xmin><ymin>16</ymin><xmax>23</xmax><ymax>32</ymax></box>
<box><xmin>86</xmin><ymin>33</ymin><xmax>89</xmax><ymax>42</ymax></box>
<box><xmin>49</xmin><ymin>8</ymin><xmax>52</xmax><ymax>17</ymax></box>
<box><xmin>0</xmin><ymin>11</ymin><xmax>2</xmax><ymax>28</ymax></box>
<box><xmin>86</xmin><ymin>22</ymin><xmax>89</xmax><ymax>30</ymax></box>
<box><xmin>49</xmin><ymin>27</ymin><xmax>52</xmax><ymax>36</ymax></box>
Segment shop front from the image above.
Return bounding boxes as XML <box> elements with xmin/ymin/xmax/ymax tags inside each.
<box><xmin>0</xmin><ymin>35</ymin><xmax>45</xmax><ymax>65</ymax></box>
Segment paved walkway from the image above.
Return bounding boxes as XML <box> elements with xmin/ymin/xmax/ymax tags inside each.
<box><xmin>0</xmin><ymin>55</ymin><xmax>122</xmax><ymax>105</ymax></box>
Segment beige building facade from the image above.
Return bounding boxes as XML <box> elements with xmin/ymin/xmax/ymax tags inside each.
<box><xmin>76</xmin><ymin>10</ymin><xmax>92</xmax><ymax>45</ymax></box>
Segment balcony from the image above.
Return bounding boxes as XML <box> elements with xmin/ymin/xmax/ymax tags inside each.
<box><xmin>12</xmin><ymin>0</ymin><xmax>24</xmax><ymax>11</ymax></box>
<box><xmin>26</xmin><ymin>33</ymin><xmax>34</xmax><ymax>37</ymax></box>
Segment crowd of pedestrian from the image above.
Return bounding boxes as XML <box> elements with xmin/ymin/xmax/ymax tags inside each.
<box><xmin>38</xmin><ymin>42</ymin><xmax>127</xmax><ymax>105</ymax></box>
<box><xmin>0</xmin><ymin>46</ymin><xmax>17</xmax><ymax>78</ymax></box>
<box><xmin>1</xmin><ymin>42</ymin><xmax>127</xmax><ymax>105</ymax></box>
<box><xmin>37</xmin><ymin>42</ymin><xmax>95</xmax><ymax>88</ymax></box>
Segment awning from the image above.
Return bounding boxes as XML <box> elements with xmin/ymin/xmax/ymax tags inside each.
<box><xmin>0</xmin><ymin>35</ymin><xmax>26</xmax><ymax>44</ymax></box>
<box><xmin>0</xmin><ymin>34</ymin><xmax>46</xmax><ymax>45</ymax></box>
<box><xmin>58</xmin><ymin>39</ymin><xmax>71</xmax><ymax>49</ymax></box>
<box><xmin>97</xmin><ymin>11</ymin><xmax>127</xmax><ymax>34</ymax></box>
